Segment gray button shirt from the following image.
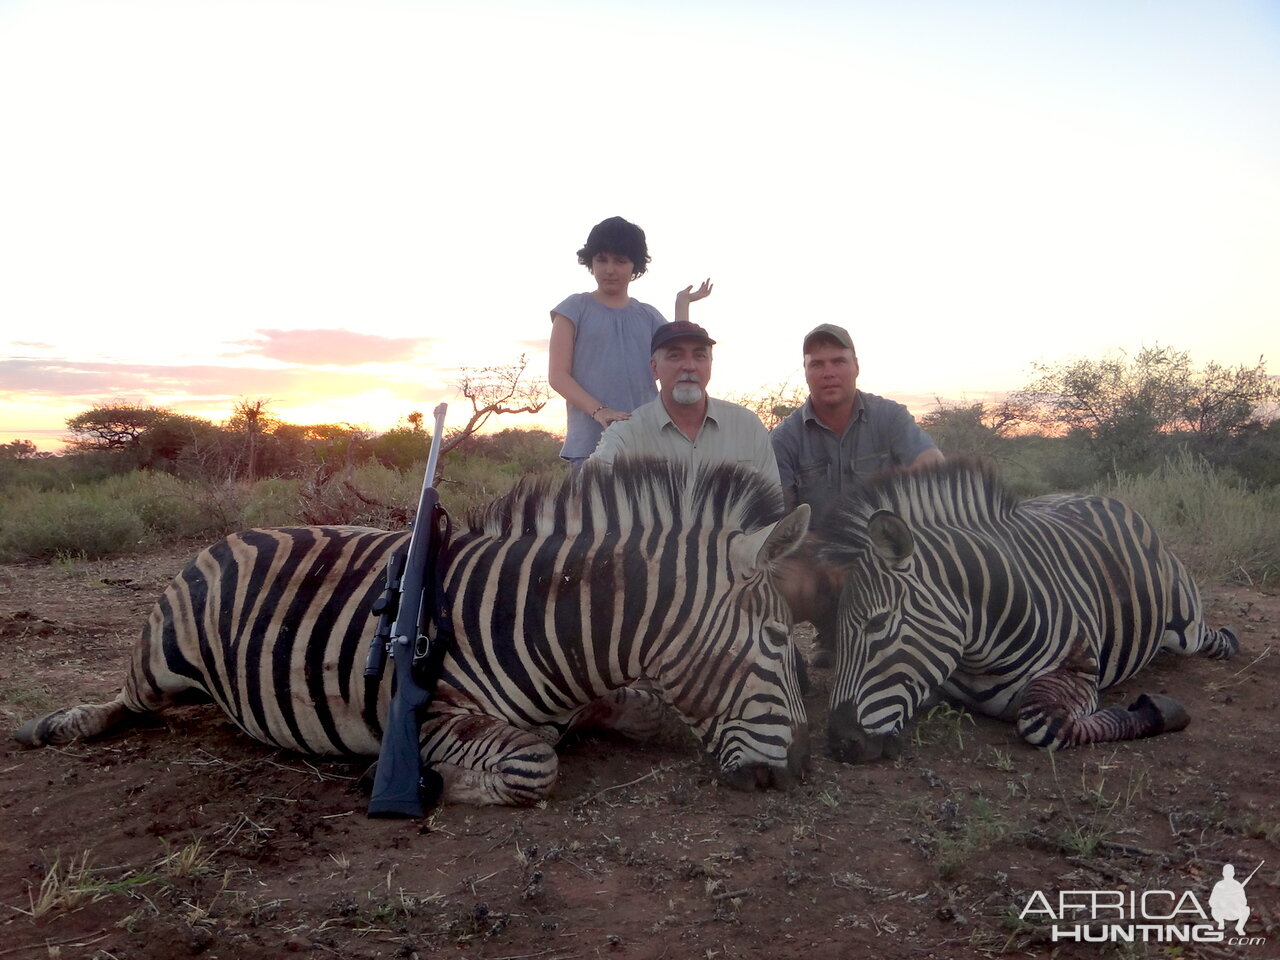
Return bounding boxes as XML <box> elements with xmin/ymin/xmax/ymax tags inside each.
<box><xmin>771</xmin><ymin>391</ymin><xmax>938</xmax><ymax>529</ymax></box>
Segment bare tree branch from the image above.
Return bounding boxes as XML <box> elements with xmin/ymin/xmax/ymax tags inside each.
<box><xmin>440</xmin><ymin>354</ymin><xmax>551</xmax><ymax>459</ymax></box>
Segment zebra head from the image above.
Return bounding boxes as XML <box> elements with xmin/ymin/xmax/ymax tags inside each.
<box><xmin>826</xmin><ymin>508</ymin><xmax>967</xmax><ymax>763</ymax></box>
<box><xmin>650</xmin><ymin>499</ymin><xmax>813</xmax><ymax>792</ymax></box>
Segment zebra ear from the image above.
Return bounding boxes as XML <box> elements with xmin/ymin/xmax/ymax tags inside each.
<box><xmin>732</xmin><ymin>504</ymin><xmax>811</xmax><ymax>574</ymax></box>
<box><xmin>868</xmin><ymin>510</ymin><xmax>914</xmax><ymax>564</ymax></box>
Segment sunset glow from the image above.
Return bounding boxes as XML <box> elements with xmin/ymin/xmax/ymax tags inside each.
<box><xmin>2</xmin><ymin>0</ymin><xmax>1277</xmax><ymax>450</ymax></box>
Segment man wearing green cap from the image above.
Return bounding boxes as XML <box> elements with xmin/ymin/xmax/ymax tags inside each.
<box><xmin>771</xmin><ymin>324</ymin><xmax>942</xmax><ymax>664</ymax></box>
<box><xmin>771</xmin><ymin>323</ymin><xmax>942</xmax><ymax>528</ymax></box>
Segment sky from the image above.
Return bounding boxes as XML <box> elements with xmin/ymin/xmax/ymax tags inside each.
<box><xmin>2</xmin><ymin>0</ymin><xmax>1278</xmax><ymax>450</ymax></box>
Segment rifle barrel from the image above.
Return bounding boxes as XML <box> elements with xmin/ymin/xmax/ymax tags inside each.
<box><xmin>425</xmin><ymin>402</ymin><xmax>447</xmax><ymax>490</ymax></box>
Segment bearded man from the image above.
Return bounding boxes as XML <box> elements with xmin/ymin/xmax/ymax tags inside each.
<box><xmin>589</xmin><ymin>320</ymin><xmax>779</xmax><ymax>486</ymax></box>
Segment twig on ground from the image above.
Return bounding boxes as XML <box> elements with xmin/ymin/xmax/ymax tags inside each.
<box><xmin>1066</xmin><ymin>856</ymin><xmax>1133</xmax><ymax>885</ymax></box>
<box><xmin>0</xmin><ymin>931</ymin><xmax>107</xmax><ymax>956</ymax></box>
<box><xmin>1207</xmin><ymin>645</ymin><xmax>1272</xmax><ymax>692</ymax></box>
<box><xmin>262</xmin><ymin>757</ymin><xmax>355</xmax><ymax>781</ymax></box>
<box><xmin>574</xmin><ymin>760</ymin><xmax>688</xmax><ymax>807</ymax></box>
<box><xmin>1095</xmin><ymin>839</ymin><xmax>1172</xmax><ymax>862</ymax></box>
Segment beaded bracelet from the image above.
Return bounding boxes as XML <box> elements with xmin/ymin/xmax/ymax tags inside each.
<box><xmin>591</xmin><ymin>405</ymin><xmax>605</xmax><ymax>419</ymax></box>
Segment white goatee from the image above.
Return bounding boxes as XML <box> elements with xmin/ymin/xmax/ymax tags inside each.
<box><xmin>672</xmin><ymin>382</ymin><xmax>703</xmax><ymax>405</ymax></box>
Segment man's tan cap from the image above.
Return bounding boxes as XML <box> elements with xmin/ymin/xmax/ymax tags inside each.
<box><xmin>802</xmin><ymin>323</ymin><xmax>854</xmax><ymax>352</ymax></box>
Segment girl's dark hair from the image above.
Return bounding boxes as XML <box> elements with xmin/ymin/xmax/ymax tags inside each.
<box><xmin>576</xmin><ymin>216</ymin><xmax>651</xmax><ymax>277</ymax></box>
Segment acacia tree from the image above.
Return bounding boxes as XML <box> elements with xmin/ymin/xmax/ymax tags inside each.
<box><xmin>0</xmin><ymin>439</ymin><xmax>44</xmax><ymax>460</ymax></box>
<box><xmin>1009</xmin><ymin>346</ymin><xmax>1277</xmax><ymax>474</ymax></box>
<box><xmin>65</xmin><ymin>403</ymin><xmax>171</xmax><ymax>451</ymax></box>
<box><xmin>64</xmin><ymin>403</ymin><xmax>219</xmax><ymax>470</ymax></box>
<box><xmin>1172</xmin><ymin>357</ymin><xmax>1278</xmax><ymax>437</ymax></box>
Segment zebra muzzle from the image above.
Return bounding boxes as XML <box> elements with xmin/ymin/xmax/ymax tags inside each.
<box><xmin>827</xmin><ymin>702</ymin><xmax>902</xmax><ymax>764</ymax></box>
<box><xmin>718</xmin><ymin>724</ymin><xmax>810</xmax><ymax>792</ymax></box>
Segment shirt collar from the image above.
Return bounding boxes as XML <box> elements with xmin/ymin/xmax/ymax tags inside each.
<box><xmin>802</xmin><ymin>392</ymin><xmax>864</xmax><ymax>431</ymax></box>
<box><xmin>659</xmin><ymin>394</ymin><xmax>720</xmax><ymax>429</ymax></box>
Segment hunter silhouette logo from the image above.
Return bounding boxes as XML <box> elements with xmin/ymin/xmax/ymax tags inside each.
<box><xmin>1019</xmin><ymin>859</ymin><xmax>1268</xmax><ymax>946</ymax></box>
<box><xmin>1210</xmin><ymin>861</ymin><xmax>1263</xmax><ymax>936</ymax></box>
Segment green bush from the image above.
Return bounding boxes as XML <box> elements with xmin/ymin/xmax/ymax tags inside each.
<box><xmin>0</xmin><ymin>449</ymin><xmax>134</xmax><ymax>495</ymax></box>
<box><xmin>439</xmin><ymin>456</ymin><xmax>538</xmax><ymax>519</ymax></box>
<box><xmin>96</xmin><ymin>472</ymin><xmax>226</xmax><ymax>540</ymax></box>
<box><xmin>366</xmin><ymin>427</ymin><xmax>430</xmax><ymax>470</ymax></box>
<box><xmin>0</xmin><ymin>486</ymin><xmax>148</xmax><ymax>561</ymax></box>
<box><xmin>242</xmin><ymin>478</ymin><xmax>303</xmax><ymax>528</ymax></box>
<box><xmin>348</xmin><ymin>462</ymin><xmax>425</xmax><ymax>512</ymax></box>
<box><xmin>1098</xmin><ymin>452</ymin><xmax>1280</xmax><ymax>586</ymax></box>
<box><xmin>475</xmin><ymin>428</ymin><xmax>565</xmax><ymax>473</ymax></box>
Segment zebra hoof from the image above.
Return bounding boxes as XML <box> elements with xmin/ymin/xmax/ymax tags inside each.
<box><xmin>1129</xmin><ymin>694</ymin><xmax>1190</xmax><ymax>734</ymax></box>
<box><xmin>12</xmin><ymin>710</ymin><xmax>65</xmax><ymax>747</ymax></box>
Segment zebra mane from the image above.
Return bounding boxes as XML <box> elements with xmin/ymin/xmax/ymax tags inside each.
<box><xmin>464</xmin><ymin>457</ymin><xmax>784</xmax><ymax>540</ymax></box>
<box><xmin>822</xmin><ymin>458</ymin><xmax>1017</xmax><ymax>562</ymax></box>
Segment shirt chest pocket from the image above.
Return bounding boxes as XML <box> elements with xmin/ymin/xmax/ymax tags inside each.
<box><xmin>797</xmin><ymin>460</ymin><xmax>831</xmax><ymax>499</ymax></box>
<box><xmin>850</xmin><ymin>450</ymin><xmax>893</xmax><ymax>480</ymax></box>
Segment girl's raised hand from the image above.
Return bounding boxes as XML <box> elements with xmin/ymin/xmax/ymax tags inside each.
<box><xmin>677</xmin><ymin>279</ymin><xmax>714</xmax><ymax>304</ymax></box>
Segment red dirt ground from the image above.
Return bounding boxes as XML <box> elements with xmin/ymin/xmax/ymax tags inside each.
<box><xmin>1</xmin><ymin>543</ymin><xmax>1277</xmax><ymax>959</ymax></box>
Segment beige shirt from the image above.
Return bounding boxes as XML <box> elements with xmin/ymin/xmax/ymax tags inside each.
<box><xmin>590</xmin><ymin>395</ymin><xmax>781</xmax><ymax>488</ymax></box>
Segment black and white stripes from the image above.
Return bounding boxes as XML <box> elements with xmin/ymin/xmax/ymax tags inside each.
<box><xmin>821</xmin><ymin>460</ymin><xmax>1236</xmax><ymax>760</ymax></box>
<box><xmin>16</xmin><ymin>459</ymin><xmax>811</xmax><ymax>806</ymax></box>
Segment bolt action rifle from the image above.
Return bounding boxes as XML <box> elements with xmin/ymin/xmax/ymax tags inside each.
<box><xmin>365</xmin><ymin>403</ymin><xmax>453</xmax><ymax>818</ymax></box>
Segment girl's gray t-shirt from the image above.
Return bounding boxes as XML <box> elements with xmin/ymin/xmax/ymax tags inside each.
<box><xmin>551</xmin><ymin>292</ymin><xmax>667</xmax><ymax>459</ymax></box>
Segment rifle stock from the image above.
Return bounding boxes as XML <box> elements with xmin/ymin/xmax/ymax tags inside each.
<box><xmin>367</xmin><ymin>404</ymin><xmax>448</xmax><ymax>818</ymax></box>
<box><xmin>367</xmin><ymin>601</ymin><xmax>433</xmax><ymax>816</ymax></box>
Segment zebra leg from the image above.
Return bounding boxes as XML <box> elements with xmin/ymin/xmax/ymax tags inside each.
<box><xmin>13</xmin><ymin>625</ymin><xmax>210</xmax><ymax>747</ymax></box>
<box><xmin>13</xmin><ymin>680</ymin><xmax>213</xmax><ymax>747</ymax></box>
<box><xmin>1015</xmin><ymin>640</ymin><xmax>1189</xmax><ymax>749</ymax></box>
<box><xmin>571</xmin><ymin>686</ymin><xmax>668</xmax><ymax>741</ymax></box>
<box><xmin>1160</xmin><ymin>559</ymin><xmax>1239</xmax><ymax>660</ymax></box>
<box><xmin>421</xmin><ymin>714</ymin><xmax>560</xmax><ymax>806</ymax></box>
<box><xmin>14</xmin><ymin>695</ymin><xmax>136</xmax><ymax>747</ymax></box>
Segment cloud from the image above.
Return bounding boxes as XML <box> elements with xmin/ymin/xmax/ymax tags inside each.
<box><xmin>0</xmin><ymin>358</ymin><xmax>277</xmax><ymax>398</ymax></box>
<box><xmin>0</xmin><ymin>357</ymin><xmax>440</xmax><ymax>405</ymax></box>
<box><xmin>233</xmin><ymin>329</ymin><xmax>436</xmax><ymax>366</ymax></box>
<box><xmin>0</xmin><ymin>356</ymin><xmax>468</xmax><ymax>445</ymax></box>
